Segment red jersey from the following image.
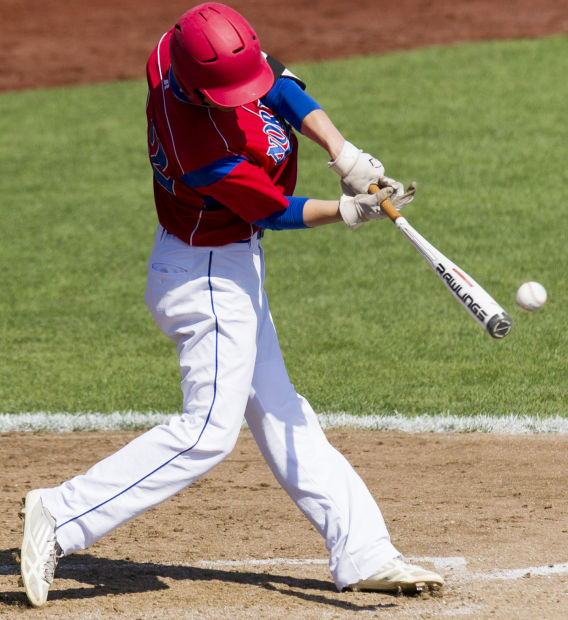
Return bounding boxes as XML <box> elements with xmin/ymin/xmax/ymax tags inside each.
<box><xmin>146</xmin><ymin>30</ymin><xmax>300</xmax><ymax>246</ymax></box>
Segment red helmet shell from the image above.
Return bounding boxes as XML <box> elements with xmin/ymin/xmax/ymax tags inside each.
<box><xmin>170</xmin><ymin>3</ymin><xmax>274</xmax><ymax>107</ymax></box>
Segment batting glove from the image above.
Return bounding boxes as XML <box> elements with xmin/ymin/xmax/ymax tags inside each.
<box><xmin>339</xmin><ymin>187</ymin><xmax>394</xmax><ymax>230</ymax></box>
<box><xmin>329</xmin><ymin>141</ymin><xmax>385</xmax><ymax>194</ymax></box>
<box><xmin>377</xmin><ymin>176</ymin><xmax>417</xmax><ymax>208</ymax></box>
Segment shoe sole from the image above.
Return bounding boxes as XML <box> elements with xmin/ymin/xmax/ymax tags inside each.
<box><xmin>348</xmin><ymin>580</ymin><xmax>443</xmax><ymax>594</ymax></box>
<box><xmin>20</xmin><ymin>490</ymin><xmax>53</xmax><ymax>607</ymax></box>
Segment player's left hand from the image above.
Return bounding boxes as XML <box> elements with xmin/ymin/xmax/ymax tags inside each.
<box><xmin>329</xmin><ymin>141</ymin><xmax>384</xmax><ymax>194</ymax></box>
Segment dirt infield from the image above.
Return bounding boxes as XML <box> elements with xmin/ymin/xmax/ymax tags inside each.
<box><xmin>2</xmin><ymin>0</ymin><xmax>568</xmax><ymax>617</ymax></box>
<box><xmin>2</xmin><ymin>0</ymin><xmax>568</xmax><ymax>92</ymax></box>
<box><xmin>1</xmin><ymin>431</ymin><xmax>568</xmax><ymax>618</ymax></box>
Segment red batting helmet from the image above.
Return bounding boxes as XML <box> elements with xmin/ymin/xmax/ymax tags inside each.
<box><xmin>170</xmin><ymin>3</ymin><xmax>274</xmax><ymax>107</ymax></box>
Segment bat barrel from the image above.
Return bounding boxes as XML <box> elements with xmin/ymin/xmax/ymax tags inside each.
<box><xmin>369</xmin><ymin>182</ymin><xmax>513</xmax><ymax>340</ymax></box>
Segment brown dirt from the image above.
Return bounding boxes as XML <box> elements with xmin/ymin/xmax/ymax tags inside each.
<box><xmin>1</xmin><ymin>430</ymin><xmax>568</xmax><ymax>618</ymax></box>
<box><xmin>2</xmin><ymin>1</ymin><xmax>568</xmax><ymax>617</ymax></box>
<box><xmin>2</xmin><ymin>0</ymin><xmax>568</xmax><ymax>92</ymax></box>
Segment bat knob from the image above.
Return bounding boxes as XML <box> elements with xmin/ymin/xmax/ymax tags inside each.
<box><xmin>487</xmin><ymin>313</ymin><xmax>513</xmax><ymax>339</ymax></box>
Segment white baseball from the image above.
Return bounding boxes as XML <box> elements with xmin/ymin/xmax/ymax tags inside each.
<box><xmin>516</xmin><ymin>281</ymin><xmax>547</xmax><ymax>311</ymax></box>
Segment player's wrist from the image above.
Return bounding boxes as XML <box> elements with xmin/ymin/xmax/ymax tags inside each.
<box><xmin>326</xmin><ymin>136</ymin><xmax>345</xmax><ymax>161</ymax></box>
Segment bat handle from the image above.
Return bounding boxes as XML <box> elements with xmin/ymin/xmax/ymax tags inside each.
<box><xmin>368</xmin><ymin>183</ymin><xmax>401</xmax><ymax>222</ymax></box>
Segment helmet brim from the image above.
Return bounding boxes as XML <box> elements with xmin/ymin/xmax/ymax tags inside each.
<box><xmin>200</xmin><ymin>59</ymin><xmax>275</xmax><ymax>108</ymax></box>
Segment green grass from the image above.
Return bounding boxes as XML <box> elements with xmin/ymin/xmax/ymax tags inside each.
<box><xmin>1</xmin><ymin>36</ymin><xmax>566</xmax><ymax>416</ymax></box>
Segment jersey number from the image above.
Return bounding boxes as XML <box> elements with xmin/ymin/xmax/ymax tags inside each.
<box><xmin>149</xmin><ymin>122</ymin><xmax>174</xmax><ymax>194</ymax></box>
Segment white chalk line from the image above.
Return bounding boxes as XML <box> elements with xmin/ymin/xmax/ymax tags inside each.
<box><xmin>2</xmin><ymin>411</ymin><xmax>568</xmax><ymax>433</ymax></box>
<box><xmin>2</xmin><ymin>556</ymin><xmax>563</xmax><ymax>619</ymax></box>
<box><xmin>474</xmin><ymin>561</ymin><xmax>568</xmax><ymax>581</ymax></box>
<box><xmin>195</xmin><ymin>557</ymin><xmax>328</xmax><ymax>569</ymax></box>
<box><xmin>2</xmin><ymin>555</ymin><xmax>568</xmax><ymax>584</ymax></box>
<box><xmin>193</xmin><ymin>556</ymin><xmax>568</xmax><ymax>583</ymax></box>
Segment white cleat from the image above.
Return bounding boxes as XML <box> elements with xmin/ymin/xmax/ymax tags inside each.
<box><xmin>20</xmin><ymin>490</ymin><xmax>63</xmax><ymax>607</ymax></box>
<box><xmin>347</xmin><ymin>557</ymin><xmax>444</xmax><ymax>594</ymax></box>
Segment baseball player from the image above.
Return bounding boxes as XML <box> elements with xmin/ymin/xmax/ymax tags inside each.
<box><xmin>20</xmin><ymin>2</ymin><xmax>443</xmax><ymax>607</ymax></box>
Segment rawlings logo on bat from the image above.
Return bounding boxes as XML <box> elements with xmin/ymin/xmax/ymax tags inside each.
<box><xmin>436</xmin><ymin>263</ymin><xmax>489</xmax><ymax>322</ymax></box>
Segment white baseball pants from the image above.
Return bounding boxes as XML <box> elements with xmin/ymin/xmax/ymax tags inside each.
<box><xmin>41</xmin><ymin>226</ymin><xmax>399</xmax><ymax>590</ymax></box>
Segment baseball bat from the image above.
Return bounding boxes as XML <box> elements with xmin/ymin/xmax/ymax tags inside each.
<box><xmin>369</xmin><ymin>184</ymin><xmax>512</xmax><ymax>339</ymax></box>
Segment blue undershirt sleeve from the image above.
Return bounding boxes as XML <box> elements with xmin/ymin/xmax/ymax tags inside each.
<box><xmin>253</xmin><ymin>196</ymin><xmax>309</xmax><ymax>230</ymax></box>
<box><xmin>261</xmin><ymin>79</ymin><xmax>322</xmax><ymax>132</ymax></box>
